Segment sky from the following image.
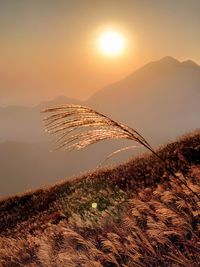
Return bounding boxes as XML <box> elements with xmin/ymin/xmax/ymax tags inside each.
<box><xmin>0</xmin><ymin>0</ymin><xmax>200</xmax><ymax>106</ymax></box>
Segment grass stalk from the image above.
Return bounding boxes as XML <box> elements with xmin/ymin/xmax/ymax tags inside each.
<box><xmin>42</xmin><ymin>104</ymin><xmax>200</xmax><ymax>201</ymax></box>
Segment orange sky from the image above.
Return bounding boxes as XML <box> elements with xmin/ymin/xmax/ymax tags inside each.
<box><xmin>0</xmin><ymin>0</ymin><xmax>200</xmax><ymax>105</ymax></box>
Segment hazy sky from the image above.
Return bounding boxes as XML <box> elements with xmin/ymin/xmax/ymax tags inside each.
<box><xmin>0</xmin><ymin>0</ymin><xmax>200</xmax><ymax>105</ymax></box>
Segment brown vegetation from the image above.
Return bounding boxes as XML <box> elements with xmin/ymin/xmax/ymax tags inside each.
<box><xmin>0</xmin><ymin>131</ymin><xmax>200</xmax><ymax>266</ymax></box>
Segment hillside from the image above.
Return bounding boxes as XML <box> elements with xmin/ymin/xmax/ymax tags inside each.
<box><xmin>0</xmin><ymin>131</ymin><xmax>199</xmax><ymax>266</ymax></box>
<box><xmin>0</xmin><ymin>56</ymin><xmax>200</xmax><ymax>196</ymax></box>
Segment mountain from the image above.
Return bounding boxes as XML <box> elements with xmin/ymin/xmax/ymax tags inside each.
<box><xmin>0</xmin><ymin>96</ymin><xmax>81</xmax><ymax>143</ymax></box>
<box><xmin>1</xmin><ymin>56</ymin><xmax>199</xmax><ymax>144</ymax></box>
<box><xmin>0</xmin><ymin>131</ymin><xmax>199</xmax><ymax>266</ymax></box>
<box><xmin>87</xmin><ymin>56</ymin><xmax>200</xmax><ymax>144</ymax></box>
<box><xmin>37</xmin><ymin>95</ymin><xmax>81</xmax><ymax>109</ymax></box>
<box><xmin>0</xmin><ymin>57</ymin><xmax>199</xmax><ymax>196</ymax></box>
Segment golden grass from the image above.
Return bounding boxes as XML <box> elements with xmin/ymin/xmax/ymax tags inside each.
<box><xmin>42</xmin><ymin>104</ymin><xmax>199</xmax><ymax>200</ymax></box>
<box><xmin>0</xmin><ymin>131</ymin><xmax>200</xmax><ymax>266</ymax></box>
<box><xmin>42</xmin><ymin>104</ymin><xmax>151</xmax><ymax>152</ymax></box>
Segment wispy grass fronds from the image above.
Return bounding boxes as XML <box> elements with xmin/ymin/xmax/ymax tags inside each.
<box><xmin>42</xmin><ymin>104</ymin><xmax>200</xmax><ymax>201</ymax></box>
<box><xmin>42</xmin><ymin>104</ymin><xmax>152</xmax><ymax>152</ymax></box>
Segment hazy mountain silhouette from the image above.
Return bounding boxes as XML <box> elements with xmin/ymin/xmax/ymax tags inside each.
<box><xmin>37</xmin><ymin>95</ymin><xmax>81</xmax><ymax>110</ymax></box>
<box><xmin>87</xmin><ymin>56</ymin><xmax>200</xmax><ymax>144</ymax></box>
<box><xmin>0</xmin><ymin>96</ymin><xmax>81</xmax><ymax>143</ymax></box>
<box><xmin>0</xmin><ymin>57</ymin><xmax>199</xmax><ymax>196</ymax></box>
<box><xmin>0</xmin><ymin>141</ymin><xmax>83</xmax><ymax>196</ymax></box>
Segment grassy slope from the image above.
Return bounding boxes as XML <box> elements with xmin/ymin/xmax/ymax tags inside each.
<box><xmin>0</xmin><ymin>130</ymin><xmax>200</xmax><ymax>266</ymax></box>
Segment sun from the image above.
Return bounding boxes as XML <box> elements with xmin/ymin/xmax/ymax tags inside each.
<box><xmin>98</xmin><ymin>31</ymin><xmax>125</xmax><ymax>56</ymax></box>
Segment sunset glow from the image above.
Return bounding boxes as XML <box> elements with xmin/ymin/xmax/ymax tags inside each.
<box><xmin>98</xmin><ymin>31</ymin><xmax>125</xmax><ymax>56</ymax></box>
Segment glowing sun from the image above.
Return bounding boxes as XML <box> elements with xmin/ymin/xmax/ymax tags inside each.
<box><xmin>98</xmin><ymin>31</ymin><xmax>125</xmax><ymax>56</ymax></box>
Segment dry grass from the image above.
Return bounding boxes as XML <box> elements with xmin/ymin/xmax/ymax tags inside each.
<box><xmin>0</xmin><ymin>130</ymin><xmax>200</xmax><ymax>266</ymax></box>
<box><xmin>42</xmin><ymin>104</ymin><xmax>152</xmax><ymax>152</ymax></box>
<box><xmin>42</xmin><ymin>104</ymin><xmax>199</xmax><ymax>200</ymax></box>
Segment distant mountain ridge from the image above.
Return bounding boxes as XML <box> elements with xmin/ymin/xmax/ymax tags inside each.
<box><xmin>87</xmin><ymin>56</ymin><xmax>200</xmax><ymax>143</ymax></box>
<box><xmin>0</xmin><ymin>56</ymin><xmax>199</xmax><ymax>196</ymax></box>
<box><xmin>88</xmin><ymin>56</ymin><xmax>200</xmax><ymax>105</ymax></box>
<box><xmin>36</xmin><ymin>95</ymin><xmax>81</xmax><ymax>109</ymax></box>
<box><xmin>87</xmin><ymin>56</ymin><xmax>200</xmax><ymax>104</ymax></box>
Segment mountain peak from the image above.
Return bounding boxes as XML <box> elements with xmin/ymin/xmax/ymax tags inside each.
<box><xmin>181</xmin><ymin>59</ymin><xmax>199</xmax><ymax>68</ymax></box>
<box><xmin>158</xmin><ymin>56</ymin><xmax>180</xmax><ymax>64</ymax></box>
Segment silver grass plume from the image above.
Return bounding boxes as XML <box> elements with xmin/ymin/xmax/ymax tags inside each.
<box><xmin>42</xmin><ymin>104</ymin><xmax>200</xmax><ymax>201</ymax></box>
<box><xmin>42</xmin><ymin>104</ymin><xmax>152</xmax><ymax>152</ymax></box>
